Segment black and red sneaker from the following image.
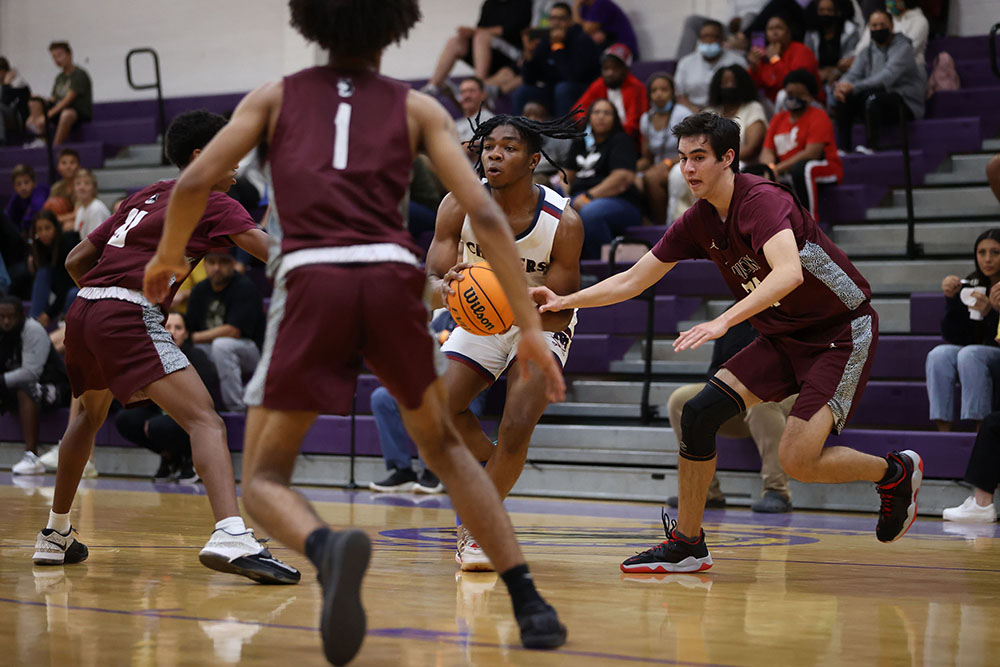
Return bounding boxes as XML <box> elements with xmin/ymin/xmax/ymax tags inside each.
<box><xmin>876</xmin><ymin>450</ymin><xmax>923</xmax><ymax>543</ymax></box>
<box><xmin>620</xmin><ymin>510</ymin><xmax>713</xmax><ymax>574</ymax></box>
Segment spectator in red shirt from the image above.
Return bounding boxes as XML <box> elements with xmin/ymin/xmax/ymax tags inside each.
<box><xmin>575</xmin><ymin>43</ymin><xmax>647</xmax><ymax>144</ymax></box>
<box><xmin>748</xmin><ymin>14</ymin><xmax>822</xmax><ymax>104</ymax></box>
<box><xmin>759</xmin><ymin>69</ymin><xmax>842</xmax><ymax>221</ymax></box>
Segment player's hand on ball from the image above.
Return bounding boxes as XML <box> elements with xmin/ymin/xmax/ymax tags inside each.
<box><xmin>531</xmin><ymin>286</ymin><xmax>565</xmax><ymax>313</ymax></box>
<box><xmin>674</xmin><ymin>318</ymin><xmax>730</xmax><ymax>352</ymax></box>
<box><xmin>517</xmin><ymin>328</ymin><xmax>566</xmax><ymax>403</ymax></box>
<box><xmin>143</xmin><ymin>253</ymin><xmax>186</xmax><ymax>304</ymax></box>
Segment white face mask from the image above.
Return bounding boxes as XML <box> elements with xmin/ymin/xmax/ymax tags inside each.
<box><xmin>698</xmin><ymin>41</ymin><xmax>722</xmax><ymax>59</ymax></box>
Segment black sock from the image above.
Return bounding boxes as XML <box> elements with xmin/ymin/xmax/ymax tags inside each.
<box><xmin>879</xmin><ymin>457</ymin><xmax>903</xmax><ymax>486</ymax></box>
<box><xmin>304</xmin><ymin>527</ymin><xmax>335</xmax><ymax>570</ymax></box>
<box><xmin>500</xmin><ymin>564</ymin><xmax>546</xmax><ymax>616</ymax></box>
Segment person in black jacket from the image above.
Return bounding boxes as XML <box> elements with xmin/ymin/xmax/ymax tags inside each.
<box><xmin>27</xmin><ymin>209</ymin><xmax>79</xmax><ymax>328</ymax></box>
<box><xmin>0</xmin><ymin>210</ymin><xmax>30</xmax><ymax>298</ymax></box>
<box><xmin>114</xmin><ymin>312</ymin><xmax>221</xmax><ymax>483</ymax></box>
<box><xmin>926</xmin><ymin>229</ymin><xmax>1000</xmax><ymax>431</ymax></box>
<box><xmin>512</xmin><ymin>2</ymin><xmax>602</xmax><ymax>116</ymax></box>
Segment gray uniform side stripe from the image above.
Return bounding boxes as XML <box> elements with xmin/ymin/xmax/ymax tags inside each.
<box><xmin>244</xmin><ymin>274</ymin><xmax>288</xmax><ymax>407</ymax></box>
<box><xmin>799</xmin><ymin>241</ymin><xmax>866</xmax><ymax>311</ymax></box>
<box><xmin>828</xmin><ymin>314</ymin><xmax>873</xmax><ymax>433</ymax></box>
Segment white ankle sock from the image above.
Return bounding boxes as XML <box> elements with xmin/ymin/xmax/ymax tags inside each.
<box><xmin>47</xmin><ymin>510</ymin><xmax>71</xmax><ymax>534</ymax></box>
<box><xmin>215</xmin><ymin>516</ymin><xmax>247</xmax><ymax>534</ymax></box>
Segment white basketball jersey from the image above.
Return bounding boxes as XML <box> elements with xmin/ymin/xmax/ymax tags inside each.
<box><xmin>459</xmin><ymin>184</ymin><xmax>569</xmax><ymax>288</ymax></box>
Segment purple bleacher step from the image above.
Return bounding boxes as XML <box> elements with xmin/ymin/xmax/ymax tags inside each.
<box><xmin>817</xmin><ymin>183</ymin><xmax>886</xmax><ymax>223</ymax></box>
<box><xmin>840</xmin><ymin>150</ymin><xmax>929</xmax><ymax>187</ymax></box>
<box><xmin>925</xmin><ymin>88</ymin><xmax>1000</xmax><ymax>136</ymax></box>
<box><xmin>850</xmin><ymin>117</ymin><xmax>982</xmax><ymax>166</ymax></box>
<box><xmin>631</xmin><ymin>60</ymin><xmax>676</xmax><ymax>82</ymax></box>
<box><xmin>581</xmin><ymin>259</ymin><xmax>731</xmax><ymax>296</ymax></box>
<box><xmin>575</xmin><ymin>295</ymin><xmax>702</xmax><ymax>335</ymax></box>
<box><xmin>850</xmin><ymin>380</ymin><xmax>933</xmax><ymax>427</ymax></box>
<box><xmin>717</xmin><ymin>428</ymin><xmax>973</xmax><ymax>479</ymax></box>
<box><xmin>563</xmin><ymin>334</ymin><xmax>635</xmax><ymax>373</ymax></box>
<box><xmin>0</xmin><ymin>141</ymin><xmax>104</xmax><ymax>169</ymax></box>
<box><xmin>909</xmin><ymin>292</ymin><xmax>946</xmax><ymax>335</ymax></box>
<box><xmin>927</xmin><ymin>35</ymin><xmax>996</xmax><ymax>62</ymax></box>
<box><xmin>952</xmin><ymin>60</ymin><xmax>1000</xmax><ymax>88</ymax></box>
<box><xmin>93</xmin><ymin>92</ymin><xmax>248</xmax><ymax>123</ymax></box>
<box><xmin>72</xmin><ymin>117</ymin><xmax>158</xmax><ymax>148</ymax></box>
<box><xmin>871</xmin><ymin>335</ymin><xmax>943</xmax><ymax>379</ymax></box>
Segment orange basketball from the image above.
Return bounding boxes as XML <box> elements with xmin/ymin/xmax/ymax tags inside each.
<box><xmin>446</xmin><ymin>263</ymin><xmax>514</xmax><ymax>336</ymax></box>
<box><xmin>43</xmin><ymin>196</ymin><xmax>72</xmax><ymax>216</ymax></box>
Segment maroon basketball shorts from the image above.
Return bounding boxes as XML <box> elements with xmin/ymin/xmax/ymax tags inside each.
<box><xmin>244</xmin><ymin>262</ymin><xmax>440</xmax><ymax>414</ymax></box>
<box><xmin>722</xmin><ymin>305</ymin><xmax>878</xmax><ymax>433</ymax></box>
<box><xmin>64</xmin><ymin>294</ymin><xmax>190</xmax><ymax>404</ymax></box>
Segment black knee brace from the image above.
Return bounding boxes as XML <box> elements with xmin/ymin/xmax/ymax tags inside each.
<box><xmin>678</xmin><ymin>378</ymin><xmax>747</xmax><ymax>461</ymax></box>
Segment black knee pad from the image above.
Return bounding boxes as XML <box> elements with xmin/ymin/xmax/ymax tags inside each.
<box><xmin>679</xmin><ymin>378</ymin><xmax>746</xmax><ymax>461</ymax></box>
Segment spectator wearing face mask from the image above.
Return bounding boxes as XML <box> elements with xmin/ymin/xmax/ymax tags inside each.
<box><xmin>848</xmin><ymin>0</ymin><xmax>928</xmax><ymax>68</ymax></box>
<box><xmin>803</xmin><ymin>0</ymin><xmax>861</xmax><ymax>91</ymax></box>
<box><xmin>833</xmin><ymin>9</ymin><xmax>926</xmax><ymax>153</ymax></box>
<box><xmin>747</xmin><ymin>14</ymin><xmax>823</xmax><ymax>104</ymax></box>
<box><xmin>574</xmin><ymin>43</ymin><xmax>647</xmax><ymax>144</ymax></box>
<box><xmin>673</xmin><ymin>19</ymin><xmax>747</xmax><ymax>113</ymax></box>
<box><xmin>759</xmin><ymin>69</ymin><xmax>842</xmax><ymax>220</ymax></box>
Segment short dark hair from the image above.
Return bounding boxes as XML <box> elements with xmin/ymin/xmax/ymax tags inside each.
<box><xmin>288</xmin><ymin>0</ymin><xmax>421</xmax><ymax>62</ymax></box>
<box><xmin>467</xmin><ymin>109</ymin><xmax>585</xmax><ymax>181</ymax></box>
<box><xmin>57</xmin><ymin>148</ymin><xmax>80</xmax><ymax>162</ymax></box>
<box><xmin>460</xmin><ymin>76</ymin><xmax>485</xmax><ymax>92</ymax></box>
<box><xmin>782</xmin><ymin>68</ymin><xmax>818</xmax><ymax>97</ymax></box>
<box><xmin>551</xmin><ymin>2</ymin><xmax>572</xmax><ymax>15</ymax></box>
<box><xmin>869</xmin><ymin>8</ymin><xmax>893</xmax><ymax>23</ymax></box>
<box><xmin>707</xmin><ymin>64</ymin><xmax>757</xmax><ymax>107</ymax></box>
<box><xmin>11</xmin><ymin>164</ymin><xmax>35</xmax><ymax>183</ymax></box>
<box><xmin>586</xmin><ymin>98</ymin><xmax>625</xmax><ymax>136</ymax></box>
<box><xmin>646</xmin><ymin>71</ymin><xmax>676</xmax><ymax>104</ymax></box>
<box><xmin>672</xmin><ymin>112</ymin><xmax>740</xmax><ymax>173</ymax></box>
<box><xmin>700</xmin><ymin>19</ymin><xmax>724</xmax><ymax>34</ymax></box>
<box><xmin>165</xmin><ymin>110</ymin><xmax>228</xmax><ymax>169</ymax></box>
<box><xmin>48</xmin><ymin>41</ymin><xmax>71</xmax><ymax>53</ymax></box>
<box><xmin>0</xmin><ymin>295</ymin><xmax>23</xmax><ymax>311</ymax></box>
<box><xmin>0</xmin><ymin>57</ymin><xmax>9</xmax><ymax>72</ymax></box>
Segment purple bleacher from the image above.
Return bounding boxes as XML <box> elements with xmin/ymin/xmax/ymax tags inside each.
<box><xmin>871</xmin><ymin>335</ymin><xmax>942</xmax><ymax>378</ymax></box>
<box><xmin>718</xmin><ymin>429</ymin><xmax>974</xmax><ymax>479</ymax></box>
<box><xmin>575</xmin><ymin>295</ymin><xmax>701</xmax><ymax>335</ymax></box>
<box><xmin>0</xmin><ymin>141</ymin><xmax>104</xmax><ymax>170</ymax></box>
<box><xmin>92</xmin><ymin>93</ymin><xmax>247</xmax><ymax>124</ymax></box>
<box><xmin>910</xmin><ymin>292</ymin><xmax>946</xmax><ymax>335</ymax></box>
<box><xmin>839</xmin><ymin>150</ymin><xmax>930</xmax><ymax>188</ymax></box>
<box><xmin>70</xmin><ymin>118</ymin><xmax>158</xmax><ymax>151</ymax></box>
<box><xmin>926</xmin><ymin>35</ymin><xmax>995</xmax><ymax>63</ymax></box>
<box><xmin>952</xmin><ymin>59</ymin><xmax>1000</xmax><ymax>88</ymax></box>
<box><xmin>816</xmin><ymin>183</ymin><xmax>885</xmax><ymax>223</ymax></box>
<box><xmin>582</xmin><ymin>259</ymin><xmax>732</xmax><ymax>296</ymax></box>
<box><xmin>562</xmin><ymin>334</ymin><xmax>634</xmax><ymax>373</ymax></box>
<box><xmin>850</xmin><ymin>117</ymin><xmax>982</xmax><ymax>167</ymax></box>
<box><xmin>926</xmin><ymin>88</ymin><xmax>1000</xmax><ymax>135</ymax></box>
<box><xmin>630</xmin><ymin>60</ymin><xmax>676</xmax><ymax>83</ymax></box>
<box><xmin>0</xmin><ymin>167</ymin><xmax>48</xmax><ymax>197</ymax></box>
<box><xmin>849</xmin><ymin>380</ymin><xmax>933</xmax><ymax>427</ymax></box>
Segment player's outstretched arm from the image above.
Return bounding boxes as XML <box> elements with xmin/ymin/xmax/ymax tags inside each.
<box><xmin>145</xmin><ymin>81</ymin><xmax>280</xmax><ymax>303</ymax></box>
<box><xmin>229</xmin><ymin>228</ymin><xmax>270</xmax><ymax>263</ymax></box>
<box><xmin>534</xmin><ymin>250</ymin><xmax>674</xmax><ymax>313</ymax></box>
<box><xmin>538</xmin><ymin>206</ymin><xmax>583</xmax><ymax>332</ymax></box>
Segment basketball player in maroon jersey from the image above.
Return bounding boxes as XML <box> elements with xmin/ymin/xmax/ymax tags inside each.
<box><xmin>30</xmin><ymin>110</ymin><xmax>300</xmax><ymax>586</ymax></box>
<box><xmin>427</xmin><ymin>112</ymin><xmax>584</xmax><ymax>571</ymax></box>
<box><xmin>534</xmin><ymin>112</ymin><xmax>923</xmax><ymax>573</ymax></box>
<box><xmin>144</xmin><ymin>1</ymin><xmax>567</xmax><ymax>663</ymax></box>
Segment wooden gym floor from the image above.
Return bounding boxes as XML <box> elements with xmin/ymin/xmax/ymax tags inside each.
<box><xmin>1</xmin><ymin>473</ymin><xmax>999</xmax><ymax>666</ymax></box>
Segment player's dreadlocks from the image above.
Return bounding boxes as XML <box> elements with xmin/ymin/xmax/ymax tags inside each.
<box><xmin>288</xmin><ymin>0</ymin><xmax>421</xmax><ymax>61</ymax></box>
<box><xmin>466</xmin><ymin>108</ymin><xmax>585</xmax><ymax>184</ymax></box>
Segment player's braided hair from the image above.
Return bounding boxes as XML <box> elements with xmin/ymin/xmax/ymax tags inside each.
<box><xmin>288</xmin><ymin>0</ymin><xmax>421</xmax><ymax>61</ymax></box>
<box><xmin>467</xmin><ymin>108</ymin><xmax>585</xmax><ymax>184</ymax></box>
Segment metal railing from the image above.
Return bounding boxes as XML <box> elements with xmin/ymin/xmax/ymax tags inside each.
<box><xmin>608</xmin><ymin>236</ymin><xmax>658</xmax><ymax>424</ymax></box>
<box><xmin>990</xmin><ymin>23</ymin><xmax>1000</xmax><ymax>80</ymax></box>
<box><xmin>125</xmin><ymin>48</ymin><xmax>167</xmax><ymax>165</ymax></box>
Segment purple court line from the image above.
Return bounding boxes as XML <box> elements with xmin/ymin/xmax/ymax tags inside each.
<box><xmin>0</xmin><ymin>597</ymin><xmax>737</xmax><ymax>667</ymax></box>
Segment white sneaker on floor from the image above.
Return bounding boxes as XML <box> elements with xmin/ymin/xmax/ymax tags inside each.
<box><xmin>942</xmin><ymin>496</ymin><xmax>997</xmax><ymax>523</ymax></box>
<box><xmin>12</xmin><ymin>452</ymin><xmax>45</xmax><ymax>475</ymax></box>
<box><xmin>82</xmin><ymin>460</ymin><xmax>99</xmax><ymax>479</ymax></box>
<box><xmin>39</xmin><ymin>446</ymin><xmax>60</xmax><ymax>471</ymax></box>
<box><xmin>455</xmin><ymin>525</ymin><xmax>494</xmax><ymax>572</ymax></box>
<box><xmin>199</xmin><ymin>528</ymin><xmax>301</xmax><ymax>585</ymax></box>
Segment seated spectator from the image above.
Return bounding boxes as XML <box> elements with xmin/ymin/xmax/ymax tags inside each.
<box><xmin>666</xmin><ymin>318</ymin><xmax>795</xmax><ymax>512</ymax></box>
<box><xmin>114</xmin><ymin>312</ymin><xmax>220</xmax><ymax>483</ymax></box>
<box><xmin>926</xmin><ymin>230</ymin><xmax>1000</xmax><ymax>431</ymax></box>
<box><xmin>833</xmin><ymin>9</ymin><xmax>926</xmax><ymax>152</ymax></box>
<box><xmin>674</xmin><ymin>0</ymin><xmax>770</xmax><ymax>58</ymax></box>
<box><xmin>759</xmin><ymin>69</ymin><xmax>842</xmax><ymax>220</ymax></box>
<box><xmin>421</xmin><ymin>0</ymin><xmax>532</xmax><ymax>100</ymax></box>
<box><xmin>849</xmin><ymin>0</ymin><xmax>928</xmax><ymax>68</ymax></box>
<box><xmin>803</xmin><ymin>0</ymin><xmax>861</xmax><ymax>94</ymax></box>
<box><xmin>565</xmin><ymin>98</ymin><xmax>642</xmax><ymax>259</ymax></box>
<box><xmin>48</xmin><ymin>148</ymin><xmax>80</xmax><ymax>229</ymax></box>
<box><xmin>24</xmin><ymin>97</ymin><xmax>47</xmax><ymax>147</ymax></box>
<box><xmin>28</xmin><ymin>210</ymin><xmax>79</xmax><ymax>328</ymax></box>
<box><xmin>4</xmin><ymin>164</ymin><xmax>49</xmax><ymax>236</ymax></box>
<box><xmin>636</xmin><ymin>73</ymin><xmax>692</xmax><ymax>225</ymax></box>
<box><xmin>575</xmin><ymin>43</ymin><xmax>647</xmax><ymax>144</ymax></box>
<box><xmin>0</xmin><ymin>211</ymin><xmax>29</xmax><ymax>297</ymax></box>
<box><xmin>71</xmin><ymin>168</ymin><xmax>110</xmax><ymax>236</ymax></box>
<box><xmin>514</xmin><ymin>2</ymin><xmax>602</xmax><ymax>116</ymax></box>
<box><xmin>674</xmin><ymin>20</ymin><xmax>747</xmax><ymax>113</ymax></box>
<box><xmin>187</xmin><ymin>250</ymin><xmax>264</xmax><ymax>412</ymax></box>
<box><xmin>521</xmin><ymin>101</ymin><xmax>574</xmax><ymax>187</ymax></box>
<box><xmin>2</xmin><ymin>296</ymin><xmax>71</xmax><ymax>476</ymax></box>
<box><xmin>0</xmin><ymin>56</ymin><xmax>31</xmax><ymax>144</ymax></box>
<box><xmin>455</xmin><ymin>77</ymin><xmax>496</xmax><ymax>158</ymax></box>
<box><xmin>747</xmin><ymin>14</ymin><xmax>822</xmax><ymax>104</ymax></box>
<box><xmin>942</xmin><ymin>410</ymin><xmax>1000</xmax><ymax>523</ymax></box>
<box><xmin>47</xmin><ymin>41</ymin><xmax>92</xmax><ymax>146</ymax></box>
<box><xmin>705</xmin><ymin>65</ymin><xmax>769</xmax><ymax>165</ymax></box>
<box><xmin>573</xmin><ymin>0</ymin><xmax>639</xmax><ymax>58</ymax></box>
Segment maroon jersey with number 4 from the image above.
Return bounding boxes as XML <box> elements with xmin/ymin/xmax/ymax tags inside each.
<box><xmin>82</xmin><ymin>180</ymin><xmax>256</xmax><ymax>300</ymax></box>
<box><xmin>267</xmin><ymin>66</ymin><xmax>418</xmax><ymax>256</ymax></box>
<box><xmin>652</xmin><ymin>173</ymin><xmax>871</xmax><ymax>336</ymax></box>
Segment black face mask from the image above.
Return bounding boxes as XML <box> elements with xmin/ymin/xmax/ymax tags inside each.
<box><xmin>817</xmin><ymin>15</ymin><xmax>839</xmax><ymax>31</ymax></box>
<box><xmin>871</xmin><ymin>28</ymin><xmax>892</xmax><ymax>45</ymax></box>
<box><xmin>719</xmin><ymin>87</ymin><xmax>740</xmax><ymax>106</ymax></box>
<box><xmin>785</xmin><ymin>96</ymin><xmax>808</xmax><ymax>112</ymax></box>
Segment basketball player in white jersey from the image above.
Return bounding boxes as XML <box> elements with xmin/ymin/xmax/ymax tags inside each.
<box><xmin>427</xmin><ymin>113</ymin><xmax>585</xmax><ymax>570</ymax></box>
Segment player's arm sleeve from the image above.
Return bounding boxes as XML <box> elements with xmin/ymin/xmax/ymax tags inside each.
<box><xmin>650</xmin><ymin>209</ymin><xmax>705</xmax><ymax>262</ymax></box>
<box><xmin>741</xmin><ymin>190</ymin><xmax>796</xmax><ymax>254</ymax></box>
<box><xmin>204</xmin><ymin>196</ymin><xmax>258</xmax><ymax>243</ymax></box>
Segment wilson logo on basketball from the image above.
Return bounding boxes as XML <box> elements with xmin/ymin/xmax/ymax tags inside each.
<box><xmin>463</xmin><ymin>287</ymin><xmax>497</xmax><ymax>331</ymax></box>
<box><xmin>445</xmin><ymin>263</ymin><xmax>514</xmax><ymax>336</ymax></box>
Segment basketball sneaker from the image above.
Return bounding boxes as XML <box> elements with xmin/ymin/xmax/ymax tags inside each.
<box><xmin>620</xmin><ymin>510</ymin><xmax>713</xmax><ymax>574</ymax></box>
<box><xmin>32</xmin><ymin>527</ymin><xmax>89</xmax><ymax>566</ymax></box>
<box><xmin>199</xmin><ymin>528</ymin><xmax>301</xmax><ymax>584</ymax></box>
<box><xmin>876</xmin><ymin>450</ymin><xmax>923</xmax><ymax>543</ymax></box>
<box><xmin>12</xmin><ymin>451</ymin><xmax>45</xmax><ymax>475</ymax></box>
<box><xmin>943</xmin><ymin>496</ymin><xmax>997</xmax><ymax>523</ymax></box>
<box><xmin>516</xmin><ymin>601</ymin><xmax>567</xmax><ymax>650</ymax></box>
<box><xmin>414</xmin><ymin>469</ymin><xmax>444</xmax><ymax>494</ymax></box>
<box><xmin>317</xmin><ymin>529</ymin><xmax>371</xmax><ymax>666</ymax></box>
<box><xmin>368</xmin><ymin>467</ymin><xmax>417</xmax><ymax>493</ymax></box>
<box><xmin>456</xmin><ymin>525</ymin><xmax>495</xmax><ymax>572</ymax></box>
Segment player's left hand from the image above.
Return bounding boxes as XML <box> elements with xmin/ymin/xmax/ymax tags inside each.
<box><xmin>143</xmin><ymin>253</ymin><xmax>186</xmax><ymax>304</ymax></box>
<box><xmin>674</xmin><ymin>318</ymin><xmax>730</xmax><ymax>352</ymax></box>
<box><xmin>516</xmin><ymin>328</ymin><xmax>566</xmax><ymax>403</ymax></box>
